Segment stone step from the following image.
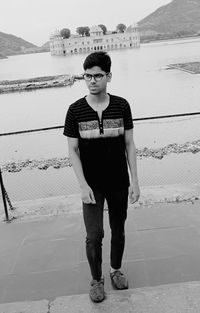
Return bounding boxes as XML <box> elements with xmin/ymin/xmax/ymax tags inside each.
<box><xmin>1</xmin><ymin>281</ymin><xmax>200</xmax><ymax>312</ymax></box>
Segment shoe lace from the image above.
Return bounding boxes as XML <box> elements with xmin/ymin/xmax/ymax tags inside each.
<box><xmin>112</xmin><ymin>270</ymin><xmax>123</xmax><ymax>278</ymax></box>
<box><xmin>91</xmin><ymin>278</ymin><xmax>104</xmax><ymax>287</ymax></box>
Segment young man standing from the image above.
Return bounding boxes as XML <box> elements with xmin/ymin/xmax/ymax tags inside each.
<box><xmin>63</xmin><ymin>51</ymin><xmax>140</xmax><ymax>303</ymax></box>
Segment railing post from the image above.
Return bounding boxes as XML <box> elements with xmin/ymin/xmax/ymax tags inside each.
<box><xmin>0</xmin><ymin>168</ymin><xmax>10</xmax><ymax>222</ymax></box>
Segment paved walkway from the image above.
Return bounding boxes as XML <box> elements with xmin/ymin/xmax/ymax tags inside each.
<box><xmin>0</xmin><ymin>198</ymin><xmax>200</xmax><ymax>311</ymax></box>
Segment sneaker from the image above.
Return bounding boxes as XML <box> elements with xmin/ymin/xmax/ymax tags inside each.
<box><xmin>89</xmin><ymin>277</ymin><xmax>105</xmax><ymax>303</ymax></box>
<box><xmin>110</xmin><ymin>270</ymin><xmax>128</xmax><ymax>290</ymax></box>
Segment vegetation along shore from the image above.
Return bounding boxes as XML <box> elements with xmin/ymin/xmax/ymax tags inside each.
<box><xmin>0</xmin><ymin>74</ymin><xmax>83</xmax><ymax>93</ymax></box>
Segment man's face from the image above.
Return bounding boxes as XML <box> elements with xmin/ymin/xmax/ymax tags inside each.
<box><xmin>84</xmin><ymin>66</ymin><xmax>111</xmax><ymax>95</ymax></box>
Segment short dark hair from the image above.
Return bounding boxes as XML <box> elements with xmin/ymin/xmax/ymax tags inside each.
<box><xmin>83</xmin><ymin>51</ymin><xmax>111</xmax><ymax>72</ymax></box>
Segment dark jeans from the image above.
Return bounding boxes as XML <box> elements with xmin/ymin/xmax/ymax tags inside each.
<box><xmin>83</xmin><ymin>188</ymin><xmax>128</xmax><ymax>281</ymax></box>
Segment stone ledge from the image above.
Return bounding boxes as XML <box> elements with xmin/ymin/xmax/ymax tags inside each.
<box><xmin>50</xmin><ymin>281</ymin><xmax>200</xmax><ymax>313</ymax></box>
<box><xmin>1</xmin><ymin>281</ymin><xmax>200</xmax><ymax>312</ymax></box>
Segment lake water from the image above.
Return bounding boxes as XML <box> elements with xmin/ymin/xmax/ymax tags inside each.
<box><xmin>0</xmin><ymin>38</ymin><xmax>200</xmax><ymax>200</ymax></box>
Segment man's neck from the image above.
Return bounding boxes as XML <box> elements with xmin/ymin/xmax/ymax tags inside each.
<box><xmin>87</xmin><ymin>91</ymin><xmax>108</xmax><ymax>105</ymax></box>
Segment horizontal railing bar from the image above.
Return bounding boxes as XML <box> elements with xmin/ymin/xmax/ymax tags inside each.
<box><xmin>133</xmin><ymin>112</ymin><xmax>200</xmax><ymax>121</ymax></box>
<box><xmin>0</xmin><ymin>112</ymin><xmax>200</xmax><ymax>137</ymax></box>
<box><xmin>0</xmin><ymin>126</ymin><xmax>63</xmax><ymax>137</ymax></box>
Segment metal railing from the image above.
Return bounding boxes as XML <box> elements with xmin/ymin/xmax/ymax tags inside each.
<box><xmin>0</xmin><ymin>112</ymin><xmax>200</xmax><ymax>137</ymax></box>
<box><xmin>0</xmin><ymin>111</ymin><xmax>200</xmax><ymax>222</ymax></box>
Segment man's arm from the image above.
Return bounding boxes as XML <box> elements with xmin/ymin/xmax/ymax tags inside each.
<box><xmin>67</xmin><ymin>137</ymin><xmax>96</xmax><ymax>204</ymax></box>
<box><xmin>124</xmin><ymin>129</ymin><xmax>140</xmax><ymax>204</ymax></box>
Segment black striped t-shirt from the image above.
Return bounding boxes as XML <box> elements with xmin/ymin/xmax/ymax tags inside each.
<box><xmin>63</xmin><ymin>94</ymin><xmax>133</xmax><ymax>190</ymax></box>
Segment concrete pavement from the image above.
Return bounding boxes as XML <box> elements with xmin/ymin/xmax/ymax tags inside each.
<box><xmin>0</xmin><ymin>192</ymin><xmax>200</xmax><ymax>311</ymax></box>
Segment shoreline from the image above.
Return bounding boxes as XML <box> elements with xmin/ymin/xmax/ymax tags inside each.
<box><xmin>141</xmin><ymin>36</ymin><xmax>200</xmax><ymax>46</ymax></box>
<box><xmin>1</xmin><ymin>139</ymin><xmax>200</xmax><ymax>173</ymax></box>
<box><xmin>1</xmin><ymin>183</ymin><xmax>199</xmax><ymax>222</ymax></box>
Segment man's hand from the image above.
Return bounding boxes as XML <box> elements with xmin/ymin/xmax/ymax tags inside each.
<box><xmin>81</xmin><ymin>184</ymin><xmax>96</xmax><ymax>204</ymax></box>
<box><xmin>129</xmin><ymin>182</ymin><xmax>140</xmax><ymax>204</ymax></box>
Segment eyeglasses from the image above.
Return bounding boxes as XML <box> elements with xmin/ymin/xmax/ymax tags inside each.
<box><xmin>83</xmin><ymin>73</ymin><xmax>108</xmax><ymax>82</ymax></box>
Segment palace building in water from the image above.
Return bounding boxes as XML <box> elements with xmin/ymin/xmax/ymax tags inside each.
<box><xmin>50</xmin><ymin>24</ymin><xmax>140</xmax><ymax>56</ymax></box>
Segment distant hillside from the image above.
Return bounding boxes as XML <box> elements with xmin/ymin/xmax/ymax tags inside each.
<box><xmin>41</xmin><ymin>41</ymin><xmax>49</xmax><ymax>48</ymax></box>
<box><xmin>0</xmin><ymin>31</ymin><xmax>37</xmax><ymax>56</ymax></box>
<box><xmin>138</xmin><ymin>0</ymin><xmax>200</xmax><ymax>41</ymax></box>
<box><xmin>41</xmin><ymin>41</ymin><xmax>50</xmax><ymax>51</ymax></box>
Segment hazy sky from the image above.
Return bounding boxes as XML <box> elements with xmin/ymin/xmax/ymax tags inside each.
<box><xmin>0</xmin><ymin>0</ymin><xmax>171</xmax><ymax>46</ymax></box>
